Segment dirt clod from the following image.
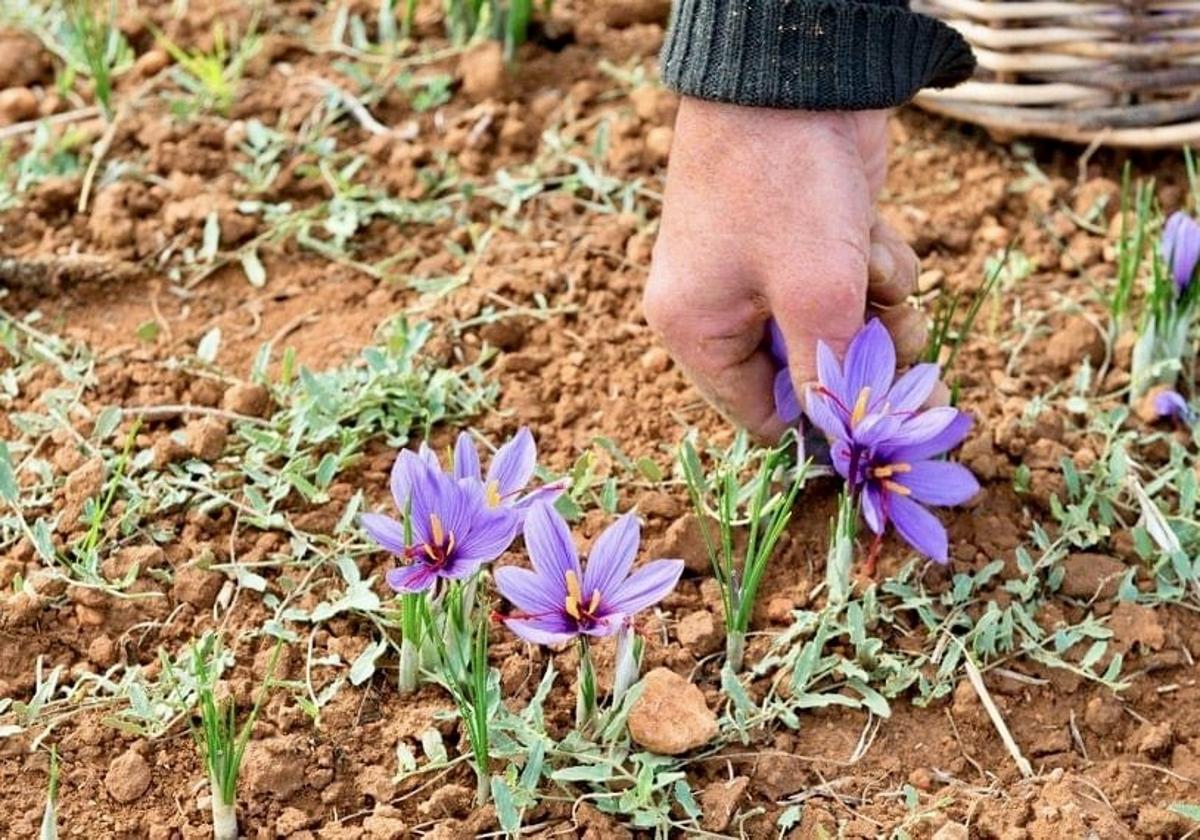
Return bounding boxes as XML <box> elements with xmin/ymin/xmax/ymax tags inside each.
<box><xmin>676</xmin><ymin>610</ymin><xmax>721</xmax><ymax>655</ymax></box>
<box><xmin>222</xmin><ymin>382</ymin><xmax>271</xmax><ymax>417</ymax></box>
<box><xmin>459</xmin><ymin>42</ymin><xmax>506</xmax><ymax>101</ymax></box>
<box><xmin>172</xmin><ymin>564</ymin><xmax>224</xmax><ymax>609</ymax></box>
<box><xmin>105</xmin><ymin>749</ymin><xmax>152</xmax><ymax>803</ymax></box>
<box><xmin>0</xmin><ymin>87</ymin><xmax>37</xmax><ymax>125</ymax></box>
<box><xmin>243</xmin><ymin>736</ymin><xmax>307</xmax><ymax>798</ymax></box>
<box><xmin>1044</xmin><ymin>316</ymin><xmax>1104</xmax><ymax>372</ymax></box>
<box><xmin>64</xmin><ymin>457</ymin><xmax>106</xmax><ymax>505</ymax></box>
<box><xmin>700</xmin><ymin>776</ymin><xmax>748</xmax><ymax>832</ymax></box>
<box><xmin>628</xmin><ymin>667</ymin><xmax>718</xmax><ymax>755</ymax></box>
<box><xmin>1059</xmin><ymin>553</ymin><xmax>1126</xmax><ymax>600</ymax></box>
<box><xmin>185</xmin><ymin>418</ymin><xmax>228</xmax><ymax>461</ymax></box>
<box><xmin>653</xmin><ymin>514</ymin><xmax>710</xmax><ymax>573</ymax></box>
<box><xmin>931</xmin><ymin>823</ymin><xmax>969</xmax><ymax>840</ymax></box>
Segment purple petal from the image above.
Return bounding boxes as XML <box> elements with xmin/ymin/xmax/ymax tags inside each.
<box><xmin>416</xmin><ymin>443</ymin><xmax>441</xmax><ymax>469</ymax></box>
<box><xmin>361</xmin><ymin>513</ymin><xmax>409</xmax><ymax>555</ymax></box>
<box><xmin>606</xmin><ymin>559</ymin><xmax>683</xmax><ymax>615</ymax></box>
<box><xmin>494</xmin><ymin>565</ymin><xmax>564</xmax><ymax>614</ymax></box>
<box><xmin>387</xmin><ymin>563</ymin><xmax>437</xmax><ymax>593</ymax></box>
<box><xmin>1154</xmin><ymin>389</ymin><xmax>1194</xmax><ymax>423</ymax></box>
<box><xmin>886</xmin><ymin>364</ymin><xmax>940</xmax><ymax>413</ymax></box>
<box><xmin>454</xmin><ymin>508</ymin><xmax>519</xmax><ymax>566</ymax></box>
<box><xmin>888</xmin><ymin>493</ymin><xmax>949</xmax><ymax>563</ymax></box>
<box><xmin>389</xmin><ymin>451</ymin><xmax>424</xmax><ymax>514</ymax></box>
<box><xmin>582</xmin><ymin>513</ymin><xmax>640</xmax><ymax>598</ymax></box>
<box><xmin>894</xmin><ymin>460</ymin><xmax>979</xmax><ymax>506</ymax></box>
<box><xmin>454</xmin><ymin>432</ymin><xmax>482</xmax><ymax>482</ymax></box>
<box><xmin>488</xmin><ymin>428</ymin><xmax>536</xmax><ymax>498</ymax></box>
<box><xmin>816</xmin><ymin>340</ymin><xmax>846</xmax><ymax>400</ymax></box>
<box><xmin>580</xmin><ymin>613</ymin><xmax>626</xmax><ymax>638</ymax></box>
<box><xmin>767</xmin><ymin>319</ymin><xmax>788</xmax><ymax>366</ymax></box>
<box><xmin>853</xmin><ymin>411</ymin><xmax>906</xmax><ymax>448</ymax></box>
<box><xmin>1163</xmin><ymin>211</ymin><xmax>1200</xmax><ymax>293</ymax></box>
<box><xmin>884</xmin><ymin>412</ymin><xmax>973</xmax><ymax>463</ymax></box>
<box><xmin>805</xmin><ymin>389</ymin><xmax>848</xmax><ymax>443</ymax></box>
<box><xmin>513</xmin><ymin>482</ymin><xmax>568</xmax><ymax>511</ymax></box>
<box><xmin>862</xmin><ymin>487</ymin><xmax>886</xmax><ymax>534</ymax></box>
<box><xmin>774</xmin><ymin>369</ymin><xmax>801</xmax><ymax>425</ymax></box>
<box><xmin>843</xmin><ymin>320</ymin><xmax>895</xmax><ymax>406</ymax></box>
<box><xmin>878</xmin><ymin>407</ymin><xmax>961</xmax><ymax>452</ymax></box>
<box><xmin>523</xmin><ymin>502</ymin><xmax>581</xmax><ymax>585</ymax></box>
<box><xmin>503</xmin><ymin>613</ymin><xmax>577</xmax><ymax>646</ymax></box>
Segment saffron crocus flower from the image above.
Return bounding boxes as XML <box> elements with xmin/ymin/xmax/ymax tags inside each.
<box><xmin>494</xmin><ymin>503</ymin><xmax>684</xmax><ymax>645</ymax></box>
<box><xmin>1153</xmin><ymin>388</ymin><xmax>1196</xmax><ymax>424</ymax></box>
<box><xmin>362</xmin><ymin>451</ymin><xmax>519</xmax><ymax>592</ymax></box>
<box><xmin>767</xmin><ymin>321</ymin><xmax>802</xmax><ymax>425</ymax></box>
<box><xmin>1162</xmin><ymin>211</ymin><xmax>1200</xmax><ymax>294</ymax></box>
<box><xmin>451</xmin><ymin>427</ymin><xmax>564</xmax><ymax>519</ymax></box>
<box><xmin>804</xmin><ymin>319</ymin><xmax>978</xmax><ymax>563</ymax></box>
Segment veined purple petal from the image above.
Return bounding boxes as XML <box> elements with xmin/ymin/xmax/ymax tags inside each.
<box><xmin>580</xmin><ymin>612</ymin><xmax>626</xmax><ymax>638</ymax></box>
<box><xmin>503</xmin><ymin>613</ymin><xmax>577</xmax><ymax>646</ymax></box>
<box><xmin>1163</xmin><ymin>211</ymin><xmax>1200</xmax><ymax>293</ymax></box>
<box><xmin>524</xmin><ymin>502</ymin><xmax>582</xmax><ymax>585</ymax></box>
<box><xmin>397</xmin><ymin>456</ymin><xmax>440</xmax><ymax>545</ymax></box>
<box><xmin>416</xmin><ymin>443</ymin><xmax>441</xmax><ymax>469</ymax></box>
<box><xmin>488</xmin><ymin>428</ymin><xmax>537</xmax><ymax>498</ymax></box>
<box><xmin>361</xmin><ymin>513</ymin><xmax>409</xmax><ymax>555</ymax></box>
<box><xmin>878</xmin><ymin>407</ymin><xmax>961</xmax><ymax>451</ymax></box>
<box><xmin>454</xmin><ymin>508</ymin><xmax>519</xmax><ymax>566</ymax></box>
<box><xmin>606</xmin><ymin>559</ymin><xmax>683</xmax><ymax>615</ymax></box>
<box><xmin>888</xmin><ymin>493</ymin><xmax>949</xmax><ymax>563</ymax></box>
<box><xmin>513</xmin><ymin>482</ymin><xmax>568</xmax><ymax>511</ymax></box>
<box><xmin>853</xmin><ymin>411</ymin><xmax>907</xmax><ymax>448</ymax></box>
<box><xmin>894</xmin><ymin>460</ymin><xmax>979</xmax><ymax>506</ymax></box>
<box><xmin>1153</xmin><ymin>389</ymin><xmax>1194</xmax><ymax>423</ymax></box>
<box><xmin>583</xmin><ymin>513</ymin><xmax>640</xmax><ymax>599</ymax></box>
<box><xmin>843</xmin><ymin>319</ymin><xmax>895</xmax><ymax>406</ymax></box>
<box><xmin>884</xmin><ymin>412</ymin><xmax>973</xmax><ymax>463</ymax></box>
<box><xmin>886</xmin><ymin>364</ymin><xmax>940</xmax><ymax>413</ymax></box>
<box><xmin>805</xmin><ymin>389</ymin><xmax>848</xmax><ymax>443</ymax></box>
<box><xmin>439</xmin><ymin>552</ymin><xmax>489</xmax><ymax>580</ymax></box>
<box><xmin>389</xmin><ymin>451</ymin><xmax>423</xmax><ymax>515</ymax></box>
<box><xmin>494</xmin><ymin>565</ymin><xmax>564</xmax><ymax>615</ymax></box>
<box><xmin>862</xmin><ymin>486</ymin><xmax>886</xmax><ymax>534</ymax></box>
<box><xmin>454</xmin><ymin>432</ymin><xmax>482</xmax><ymax>482</ymax></box>
<box><xmin>774</xmin><ymin>369</ymin><xmax>802</xmax><ymax>425</ymax></box>
<box><xmin>387</xmin><ymin>563</ymin><xmax>437</xmax><ymax>593</ymax></box>
<box><xmin>816</xmin><ymin>340</ymin><xmax>846</xmax><ymax>401</ymax></box>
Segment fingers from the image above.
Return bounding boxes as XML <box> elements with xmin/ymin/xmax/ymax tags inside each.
<box><xmin>867</xmin><ymin>218</ymin><xmax>919</xmax><ymax>307</ymax></box>
<box><xmin>644</xmin><ymin>263</ymin><xmax>787</xmax><ymax>441</ymax></box>
<box><xmin>872</xmin><ymin>303</ymin><xmax>928</xmax><ymax>367</ymax></box>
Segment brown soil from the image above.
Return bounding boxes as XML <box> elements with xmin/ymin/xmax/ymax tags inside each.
<box><xmin>2</xmin><ymin>2</ymin><xmax>1200</xmax><ymax>838</ymax></box>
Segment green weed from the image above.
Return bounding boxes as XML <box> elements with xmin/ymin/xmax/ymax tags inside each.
<box><xmin>60</xmin><ymin>0</ymin><xmax>132</xmax><ymax>118</ymax></box>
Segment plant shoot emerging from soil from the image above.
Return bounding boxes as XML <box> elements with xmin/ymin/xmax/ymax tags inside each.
<box><xmin>681</xmin><ymin>434</ymin><xmax>807</xmax><ymax>671</ymax></box>
<box><xmin>805</xmin><ymin>320</ymin><xmax>978</xmax><ymax>566</ymax></box>
<box><xmin>494</xmin><ymin>503</ymin><xmax>682</xmax><ymax>725</ymax></box>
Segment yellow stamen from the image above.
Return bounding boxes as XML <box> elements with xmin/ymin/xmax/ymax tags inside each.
<box><xmin>430</xmin><ymin>513</ymin><xmax>445</xmax><ymax>545</ymax></box>
<box><xmin>883</xmin><ymin>479</ymin><xmax>911</xmax><ymax>496</ymax></box>
<box><xmin>587</xmin><ymin>589</ymin><xmax>601</xmax><ymax>615</ymax></box>
<box><xmin>564</xmin><ymin>570</ymin><xmax>583</xmax><ymax>620</ymax></box>
<box><xmin>851</xmin><ymin>387</ymin><xmax>872</xmax><ymax>427</ymax></box>
<box><xmin>486</xmin><ymin>480</ymin><xmax>502</xmax><ymax>508</ymax></box>
<box><xmin>873</xmin><ymin>462</ymin><xmax>912</xmax><ymax>479</ymax></box>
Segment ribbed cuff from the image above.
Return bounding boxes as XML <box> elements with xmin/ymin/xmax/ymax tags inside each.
<box><xmin>660</xmin><ymin>0</ymin><xmax>976</xmax><ymax>111</ymax></box>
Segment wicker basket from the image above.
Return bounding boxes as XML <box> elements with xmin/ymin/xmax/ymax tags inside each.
<box><xmin>912</xmin><ymin>0</ymin><xmax>1200</xmax><ymax>147</ymax></box>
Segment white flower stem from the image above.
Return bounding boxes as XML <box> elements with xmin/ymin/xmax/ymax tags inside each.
<box><xmin>612</xmin><ymin>622</ymin><xmax>640</xmax><ymax>707</ymax></box>
<box><xmin>210</xmin><ymin>779</ymin><xmax>237</xmax><ymax>840</ymax></box>
<box><xmin>475</xmin><ymin>768</ymin><xmax>491</xmax><ymax>806</ymax></box>
<box><xmin>398</xmin><ymin>636</ymin><xmax>420</xmax><ymax>695</ymax></box>
<box><xmin>725</xmin><ymin>631</ymin><xmax>746</xmax><ymax>674</ymax></box>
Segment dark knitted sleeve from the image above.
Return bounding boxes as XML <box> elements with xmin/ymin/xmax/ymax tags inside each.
<box><xmin>659</xmin><ymin>0</ymin><xmax>976</xmax><ymax>111</ymax></box>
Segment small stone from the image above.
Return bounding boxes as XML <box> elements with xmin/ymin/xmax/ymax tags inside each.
<box><xmin>1083</xmin><ymin>695</ymin><xmax>1121</xmax><ymax>733</ymax></box>
<box><xmin>932</xmin><ymin>823</ymin><xmax>969</xmax><ymax>840</ymax></box>
<box><xmin>700</xmin><ymin>776</ymin><xmax>748</xmax><ymax>832</ymax></box>
<box><xmin>75</xmin><ymin>604</ymin><xmax>107</xmax><ymax>626</ymax></box>
<box><xmin>1044</xmin><ymin>316</ymin><xmax>1104</xmax><ymax>372</ymax></box>
<box><xmin>628</xmin><ymin>668</ymin><xmax>718</xmax><ymax>754</ymax></box>
<box><xmin>676</xmin><ymin>610</ymin><xmax>721</xmax><ymax>655</ymax></box>
<box><xmin>185</xmin><ymin>418</ymin><xmax>228</xmax><ymax>461</ymax></box>
<box><xmin>0</xmin><ymin>87</ymin><xmax>38</xmax><ymax>124</ymax></box>
<box><xmin>459</xmin><ymin>41</ymin><xmax>506</xmax><ymax>101</ymax></box>
<box><xmin>87</xmin><ymin>634</ymin><xmax>118</xmax><ymax>668</ymax></box>
<box><xmin>639</xmin><ymin>346</ymin><xmax>671</xmax><ymax>373</ymax></box>
<box><xmin>105</xmin><ymin>750</ymin><xmax>152</xmax><ymax>803</ymax></box>
<box><xmin>653</xmin><ymin>514</ymin><xmax>710</xmax><ymax>574</ymax></box>
<box><xmin>1059</xmin><ymin>553</ymin><xmax>1126</xmax><ymax>600</ymax></box>
<box><xmin>637</xmin><ymin>491</ymin><xmax>680</xmax><ymax>519</ymax></box>
<box><xmin>1134</xmin><ymin>721</ymin><xmax>1174</xmax><ymax>757</ymax></box>
<box><xmin>173</xmin><ymin>565</ymin><xmax>224</xmax><ymax>609</ymax></box>
<box><xmin>222</xmin><ymin>382</ymin><xmax>271</xmax><ymax>418</ymax></box>
<box><xmin>479</xmin><ymin>318</ymin><xmax>526</xmax><ymax>351</ymax></box>
<box><xmin>907</xmin><ymin>767</ymin><xmax>934</xmax><ymax>791</ymax></box>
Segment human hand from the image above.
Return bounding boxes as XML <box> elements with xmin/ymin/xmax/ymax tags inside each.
<box><xmin>645</xmin><ymin>98</ymin><xmax>926</xmax><ymax>440</ymax></box>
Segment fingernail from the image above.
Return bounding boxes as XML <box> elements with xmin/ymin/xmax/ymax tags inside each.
<box><xmin>869</xmin><ymin>241</ymin><xmax>894</xmax><ymax>284</ymax></box>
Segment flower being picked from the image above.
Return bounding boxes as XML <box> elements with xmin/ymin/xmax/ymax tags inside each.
<box><xmin>494</xmin><ymin>503</ymin><xmax>684</xmax><ymax>645</ymax></box>
<box><xmin>362</xmin><ymin>450</ymin><xmax>519</xmax><ymax>593</ymax></box>
<box><xmin>767</xmin><ymin>321</ymin><xmax>802</xmax><ymax>425</ymax></box>
<box><xmin>804</xmin><ymin>319</ymin><xmax>978</xmax><ymax>563</ymax></box>
<box><xmin>1162</xmin><ymin>211</ymin><xmax>1200</xmax><ymax>294</ymax></box>
<box><xmin>451</xmin><ymin>427</ymin><xmax>564</xmax><ymax>519</ymax></box>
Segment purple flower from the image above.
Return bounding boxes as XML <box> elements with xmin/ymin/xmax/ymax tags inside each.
<box><xmin>768</xmin><ymin>321</ymin><xmax>801</xmax><ymax>425</ymax></box>
<box><xmin>362</xmin><ymin>451</ymin><xmax>519</xmax><ymax>592</ymax></box>
<box><xmin>804</xmin><ymin>319</ymin><xmax>979</xmax><ymax>563</ymax></box>
<box><xmin>1162</xmin><ymin>211</ymin><xmax>1200</xmax><ymax>294</ymax></box>
<box><xmin>494</xmin><ymin>503</ymin><xmax>684</xmax><ymax>646</ymax></box>
<box><xmin>1153</xmin><ymin>389</ymin><xmax>1196</xmax><ymax>424</ymax></box>
<box><xmin>451</xmin><ymin>427</ymin><xmax>564</xmax><ymax>519</ymax></box>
